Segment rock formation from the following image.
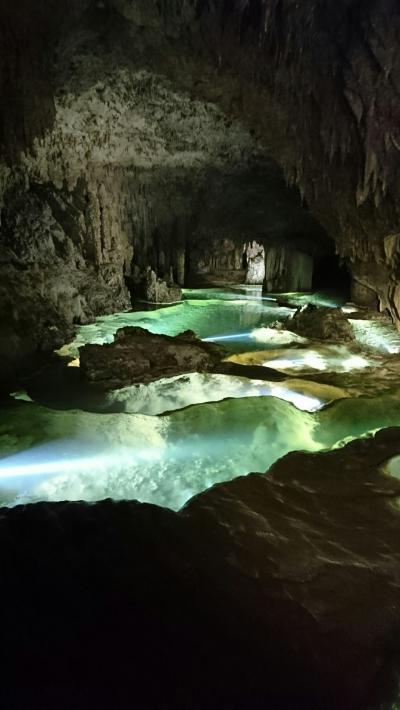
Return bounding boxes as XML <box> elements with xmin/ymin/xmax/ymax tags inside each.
<box><xmin>264</xmin><ymin>246</ymin><xmax>314</xmax><ymax>293</ymax></box>
<box><xmin>1</xmin><ymin>428</ymin><xmax>400</xmax><ymax>708</ymax></box>
<box><xmin>244</xmin><ymin>241</ymin><xmax>265</xmax><ymax>284</ymax></box>
<box><xmin>285</xmin><ymin>305</ymin><xmax>356</xmax><ymax>342</ymax></box>
<box><xmin>2</xmin><ymin>0</ymin><xmax>376</xmax><ymax>388</ymax></box>
<box><xmin>189</xmin><ymin>0</ymin><xmax>400</xmax><ymax>322</ymax></box>
<box><xmin>79</xmin><ymin>326</ymin><xmax>224</xmax><ymax>387</ymax></box>
<box><xmin>140</xmin><ymin>267</ymin><xmax>182</xmax><ymax>304</ymax></box>
<box><xmin>1</xmin><ymin>2</ymin><xmax>400</xmax><ymax>334</ymax></box>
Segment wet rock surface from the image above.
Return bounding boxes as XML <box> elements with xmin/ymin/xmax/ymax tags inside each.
<box><xmin>1</xmin><ymin>428</ymin><xmax>400</xmax><ymax>709</ymax></box>
<box><xmin>285</xmin><ymin>305</ymin><xmax>356</xmax><ymax>342</ymax></box>
<box><xmin>306</xmin><ymin>359</ymin><xmax>400</xmax><ymax>399</ymax></box>
<box><xmin>79</xmin><ymin>326</ymin><xmax>224</xmax><ymax>388</ymax></box>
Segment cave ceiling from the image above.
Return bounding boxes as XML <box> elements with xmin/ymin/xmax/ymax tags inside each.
<box><xmin>0</xmin><ymin>0</ymin><xmax>329</xmax><ymax>253</ymax></box>
<box><xmin>0</xmin><ymin>0</ymin><xmax>400</xmax><ymax>386</ymax></box>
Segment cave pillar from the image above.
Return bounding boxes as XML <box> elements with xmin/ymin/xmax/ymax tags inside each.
<box><xmin>175</xmin><ymin>248</ymin><xmax>185</xmax><ymax>286</ymax></box>
<box><xmin>172</xmin><ymin>219</ymin><xmax>186</xmax><ymax>285</ymax></box>
<box><xmin>234</xmin><ymin>247</ymin><xmax>243</xmax><ymax>271</ymax></box>
<box><xmin>263</xmin><ymin>246</ymin><xmax>285</xmax><ymax>292</ymax></box>
<box><xmin>85</xmin><ymin>189</ymin><xmax>103</xmax><ymax>265</ymax></box>
<box><xmin>263</xmin><ymin>247</ymin><xmax>313</xmax><ymax>292</ymax></box>
<box><xmin>245</xmin><ymin>241</ymin><xmax>265</xmax><ymax>285</ymax></box>
<box><xmin>287</xmin><ymin>251</ymin><xmax>313</xmax><ymax>291</ymax></box>
<box><xmin>158</xmin><ymin>249</ymin><xmax>166</xmax><ymax>274</ymax></box>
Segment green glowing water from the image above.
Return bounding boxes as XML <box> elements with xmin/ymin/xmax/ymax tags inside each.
<box><xmin>61</xmin><ymin>288</ymin><xmax>297</xmax><ymax>357</ymax></box>
<box><xmin>2</xmin><ymin>391</ymin><xmax>400</xmax><ymax>510</ymax></box>
<box><xmin>103</xmin><ymin>372</ymin><xmax>335</xmax><ymax>415</ymax></box>
<box><xmin>2</xmin><ymin>286</ymin><xmax>400</xmax><ymax>511</ymax></box>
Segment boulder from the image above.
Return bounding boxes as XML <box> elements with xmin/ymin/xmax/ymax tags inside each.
<box><xmin>286</xmin><ymin>304</ymin><xmax>355</xmax><ymax>341</ymax></box>
<box><xmin>79</xmin><ymin>326</ymin><xmax>224</xmax><ymax>388</ymax></box>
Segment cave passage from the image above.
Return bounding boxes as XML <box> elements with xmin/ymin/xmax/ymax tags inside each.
<box><xmin>312</xmin><ymin>255</ymin><xmax>352</xmax><ymax>296</ymax></box>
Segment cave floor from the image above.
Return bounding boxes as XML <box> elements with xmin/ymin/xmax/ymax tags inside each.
<box><xmin>2</xmin><ymin>286</ymin><xmax>400</xmax><ymax>511</ymax></box>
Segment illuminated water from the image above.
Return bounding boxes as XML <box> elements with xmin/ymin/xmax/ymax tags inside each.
<box><xmin>3</xmin><ymin>286</ymin><xmax>400</xmax><ymax>510</ymax></box>
<box><xmin>385</xmin><ymin>455</ymin><xmax>400</xmax><ymax>480</ymax></box>
<box><xmin>103</xmin><ymin>372</ymin><xmax>334</xmax><ymax>415</ymax></box>
<box><xmin>227</xmin><ymin>344</ymin><xmax>379</xmax><ymax>374</ymax></box>
<box><xmin>60</xmin><ymin>288</ymin><xmax>296</xmax><ymax>357</ymax></box>
<box><xmin>2</xmin><ymin>391</ymin><xmax>400</xmax><ymax>510</ymax></box>
<box><xmin>350</xmin><ymin>318</ymin><xmax>400</xmax><ymax>354</ymax></box>
<box><xmin>272</xmin><ymin>291</ymin><xmax>347</xmax><ymax>309</ymax></box>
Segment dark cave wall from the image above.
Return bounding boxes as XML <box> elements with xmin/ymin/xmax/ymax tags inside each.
<box><xmin>124</xmin><ymin>0</ymin><xmax>400</xmax><ymax>314</ymax></box>
<box><xmin>0</xmin><ymin>0</ymin><xmax>93</xmax><ymax>158</ymax></box>
<box><xmin>191</xmin><ymin>0</ymin><xmax>400</xmax><ymax>315</ymax></box>
<box><xmin>1</xmin><ymin>0</ymin><xmax>400</xmax><ymax>387</ymax></box>
<box><xmin>2</xmin><ymin>0</ymin><xmax>400</xmax><ymax>251</ymax></box>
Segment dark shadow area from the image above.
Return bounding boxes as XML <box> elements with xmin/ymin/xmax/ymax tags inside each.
<box><xmin>312</xmin><ymin>255</ymin><xmax>351</xmax><ymax>297</ymax></box>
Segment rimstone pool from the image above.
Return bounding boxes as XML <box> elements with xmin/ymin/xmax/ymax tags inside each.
<box><xmin>2</xmin><ymin>286</ymin><xmax>400</xmax><ymax>511</ymax></box>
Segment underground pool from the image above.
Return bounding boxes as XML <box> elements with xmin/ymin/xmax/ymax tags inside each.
<box><xmin>2</xmin><ymin>286</ymin><xmax>400</xmax><ymax>511</ymax></box>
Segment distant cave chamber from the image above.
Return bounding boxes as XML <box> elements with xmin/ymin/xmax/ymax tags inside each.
<box><xmin>170</xmin><ymin>239</ymin><xmax>321</xmax><ymax>294</ymax></box>
<box><xmin>312</xmin><ymin>255</ymin><xmax>352</xmax><ymax>297</ymax></box>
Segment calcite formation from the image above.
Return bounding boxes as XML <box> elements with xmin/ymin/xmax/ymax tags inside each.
<box><xmin>264</xmin><ymin>246</ymin><xmax>314</xmax><ymax>292</ymax></box>
<box><xmin>244</xmin><ymin>241</ymin><xmax>265</xmax><ymax>284</ymax></box>
<box><xmin>189</xmin><ymin>0</ymin><xmax>400</xmax><ymax>323</ymax></box>
<box><xmin>140</xmin><ymin>267</ymin><xmax>182</xmax><ymax>304</ymax></box>
<box><xmin>79</xmin><ymin>326</ymin><xmax>224</xmax><ymax>387</ymax></box>
<box><xmin>9</xmin><ymin>0</ymin><xmax>399</xmax><ymax>387</ymax></box>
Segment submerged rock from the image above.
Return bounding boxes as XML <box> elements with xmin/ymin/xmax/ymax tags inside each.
<box><xmin>1</xmin><ymin>429</ymin><xmax>400</xmax><ymax>708</ymax></box>
<box><xmin>79</xmin><ymin>326</ymin><xmax>224</xmax><ymax>388</ymax></box>
<box><xmin>286</xmin><ymin>304</ymin><xmax>355</xmax><ymax>342</ymax></box>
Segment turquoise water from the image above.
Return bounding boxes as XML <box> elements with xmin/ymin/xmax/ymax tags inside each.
<box><xmin>62</xmin><ymin>287</ymin><xmax>345</xmax><ymax>357</ymax></box>
<box><xmin>63</xmin><ymin>295</ymin><xmax>296</xmax><ymax>356</ymax></box>
<box><xmin>3</xmin><ymin>286</ymin><xmax>400</xmax><ymax>511</ymax></box>
<box><xmin>2</xmin><ymin>391</ymin><xmax>400</xmax><ymax>511</ymax></box>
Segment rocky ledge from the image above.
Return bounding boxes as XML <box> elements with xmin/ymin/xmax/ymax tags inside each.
<box><xmin>79</xmin><ymin>326</ymin><xmax>224</xmax><ymax>388</ymax></box>
<box><xmin>1</xmin><ymin>428</ymin><xmax>400</xmax><ymax>709</ymax></box>
<box><xmin>284</xmin><ymin>304</ymin><xmax>355</xmax><ymax>342</ymax></box>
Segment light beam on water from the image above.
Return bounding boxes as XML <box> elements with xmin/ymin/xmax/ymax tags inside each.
<box><xmin>4</xmin><ymin>287</ymin><xmax>400</xmax><ymax>511</ymax></box>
